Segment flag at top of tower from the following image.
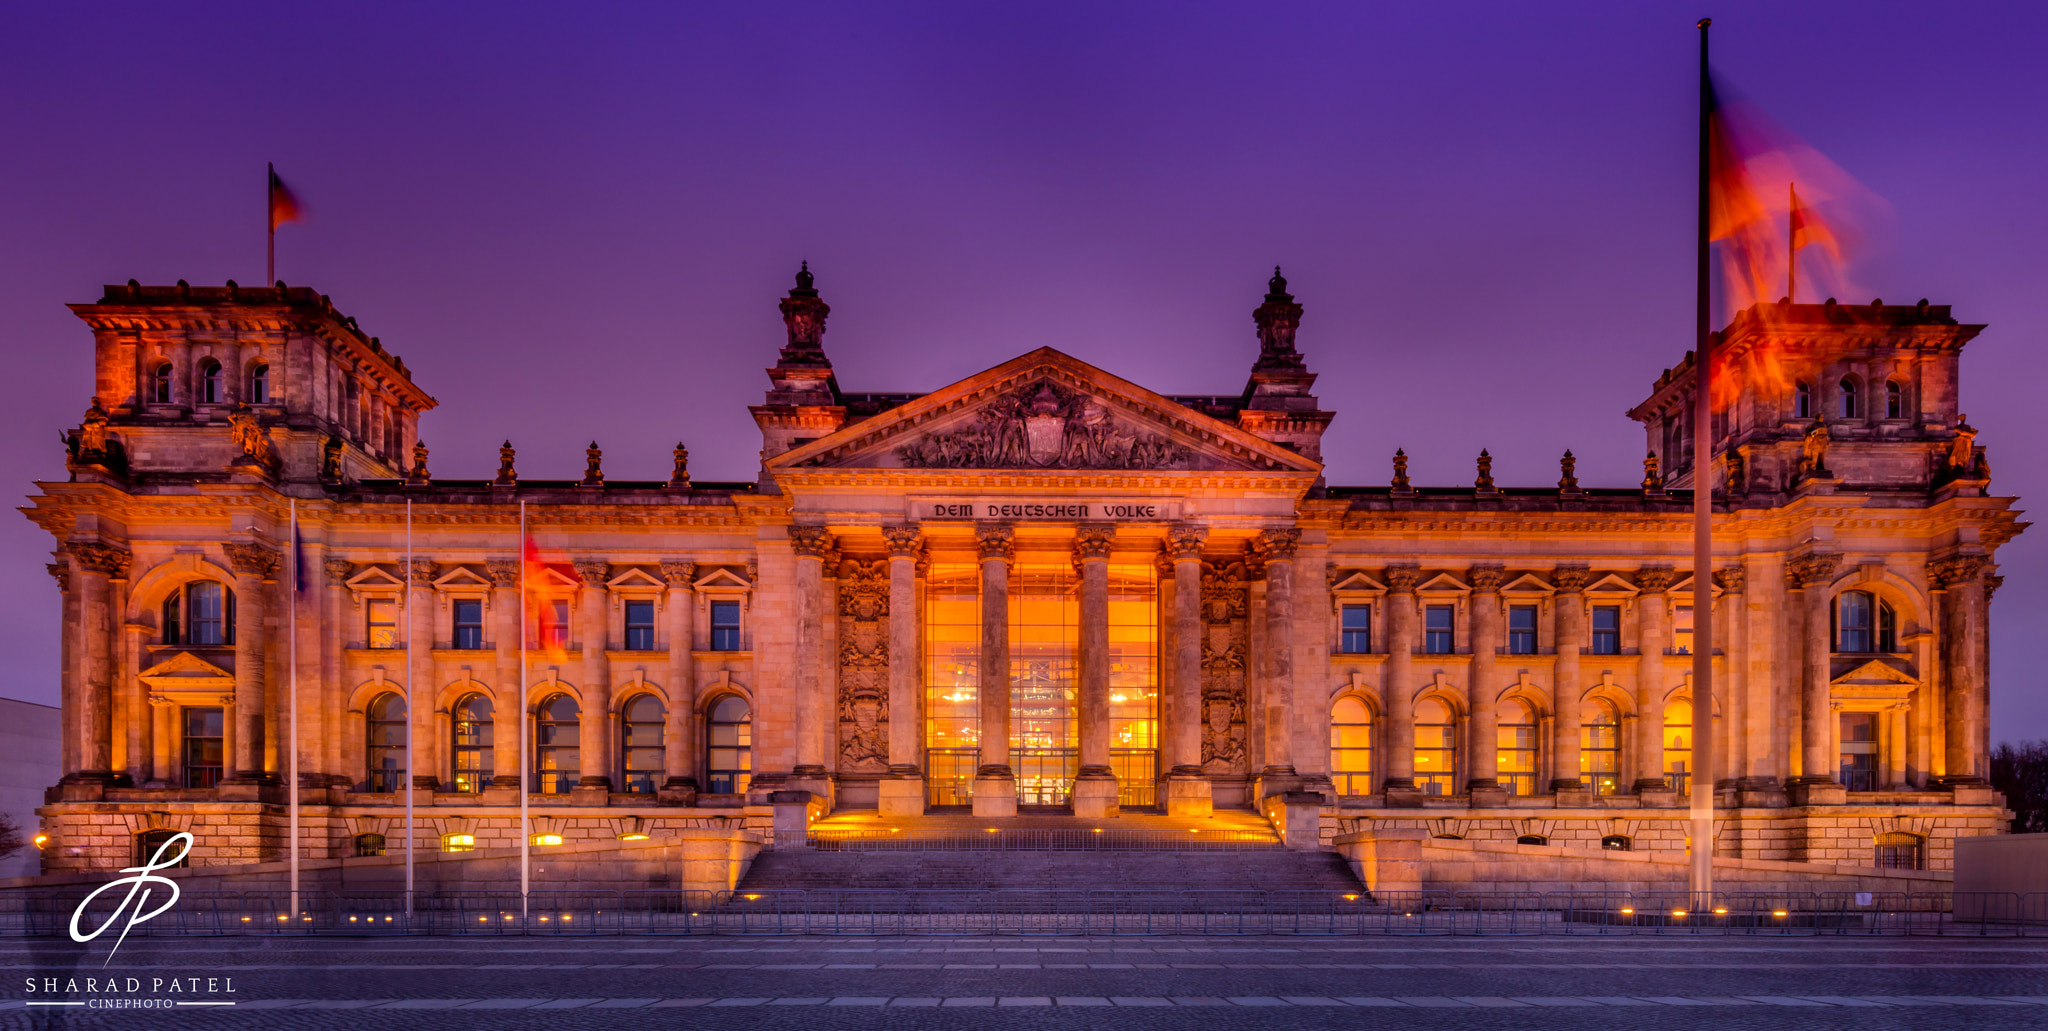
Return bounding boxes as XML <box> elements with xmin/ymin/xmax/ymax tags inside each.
<box><xmin>268</xmin><ymin>166</ymin><xmax>305</xmax><ymax>231</ymax></box>
<box><xmin>1705</xmin><ymin>71</ymin><xmax>1886</xmax><ymax>320</ymax></box>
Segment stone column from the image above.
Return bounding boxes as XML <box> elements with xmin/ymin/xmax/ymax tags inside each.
<box><xmin>1164</xmin><ymin>525</ymin><xmax>1211</xmax><ymax>815</ymax></box>
<box><xmin>1631</xmin><ymin>566</ymin><xmax>1673</xmax><ymax>795</ymax></box>
<box><xmin>122</xmin><ymin>621</ymin><xmax>149</xmax><ymax>782</ymax></box>
<box><xmin>407</xmin><ymin>558</ymin><xmax>440</xmax><ymax>791</ymax></box>
<box><xmin>972</xmin><ymin>523</ymin><xmax>1017</xmax><ymax>817</ymax></box>
<box><xmin>661</xmin><ymin>560</ymin><xmax>699</xmax><ymax>802</ymax></box>
<box><xmin>1933</xmin><ymin>555</ymin><xmax>1989</xmax><ymax>784</ymax></box>
<box><xmin>1293</xmin><ymin>544</ymin><xmax>1336</xmax><ymax>802</ymax></box>
<box><xmin>573</xmin><ymin>559</ymin><xmax>613</xmax><ymax>795</ymax></box>
<box><xmin>786</xmin><ymin>528</ymin><xmax>833</xmax><ymax>800</ymax></box>
<box><xmin>1550</xmin><ymin>566</ymin><xmax>1589</xmax><ymax>794</ymax></box>
<box><xmin>1072</xmin><ymin>526</ymin><xmax>1117</xmax><ymax>818</ymax></box>
<box><xmin>1788</xmin><ymin>551</ymin><xmax>1843</xmax><ymax>798</ymax></box>
<box><xmin>879</xmin><ymin>528</ymin><xmax>924</xmax><ymax>816</ymax></box>
<box><xmin>66</xmin><ymin>542</ymin><xmax>130</xmax><ymax>784</ymax></box>
<box><xmin>487</xmin><ymin>559</ymin><xmax>523</xmax><ymax>792</ymax></box>
<box><xmin>223</xmin><ymin>542</ymin><xmax>280</xmax><ymax>784</ymax></box>
<box><xmin>1252</xmin><ymin>529</ymin><xmax>1301</xmax><ymax>799</ymax></box>
<box><xmin>1382</xmin><ymin>565</ymin><xmax>1421</xmax><ymax>796</ymax></box>
<box><xmin>1466</xmin><ymin>566</ymin><xmax>1504</xmax><ymax>800</ymax></box>
<box><xmin>49</xmin><ymin>559</ymin><xmax>79</xmax><ymax>778</ymax></box>
<box><xmin>1714</xmin><ymin>567</ymin><xmax>1748</xmax><ymax>789</ymax></box>
<box><xmin>323</xmin><ymin>558</ymin><xmax>353</xmax><ymax>786</ymax></box>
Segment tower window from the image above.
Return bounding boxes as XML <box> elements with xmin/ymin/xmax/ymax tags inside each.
<box><xmin>539</xmin><ymin>600</ymin><xmax>570</xmax><ymax>650</ymax></box>
<box><xmin>1329</xmin><ymin>696</ymin><xmax>1373</xmax><ymax>795</ymax></box>
<box><xmin>1885</xmin><ymin>380</ymin><xmax>1904</xmax><ymax>419</ymax></box>
<box><xmin>1507</xmin><ymin>604</ymin><xmax>1538</xmax><ymax>655</ymax></box>
<box><xmin>1581</xmin><ymin>700</ymin><xmax>1621</xmax><ymax>796</ymax></box>
<box><xmin>151</xmin><ymin>362</ymin><xmax>173</xmax><ymax>403</ymax></box>
<box><xmin>1839</xmin><ymin>377</ymin><xmax>1859</xmax><ymax>419</ymax></box>
<box><xmin>1794</xmin><ymin>381</ymin><xmax>1812</xmax><ymax>418</ymax></box>
<box><xmin>163</xmin><ymin>581</ymin><xmax>233</xmax><ymax>646</ymax></box>
<box><xmin>1839</xmin><ymin>712</ymin><xmax>1878</xmax><ymax>791</ymax></box>
<box><xmin>248</xmin><ymin>363</ymin><xmax>269</xmax><ymax>404</ymax></box>
<box><xmin>1338</xmin><ymin>604</ymin><xmax>1371</xmax><ymax>654</ymax></box>
<box><xmin>199</xmin><ymin>359</ymin><xmax>223</xmax><ymax>405</ymax></box>
<box><xmin>1423</xmin><ymin>605</ymin><xmax>1454</xmax><ymax>654</ymax></box>
<box><xmin>1833</xmin><ymin>590</ymin><xmax>1896</xmax><ymax>653</ymax></box>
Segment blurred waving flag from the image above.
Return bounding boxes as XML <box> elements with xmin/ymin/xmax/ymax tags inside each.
<box><xmin>269</xmin><ymin>165</ymin><xmax>305</xmax><ymax>230</ymax></box>
<box><xmin>523</xmin><ymin>534</ymin><xmax>570</xmax><ymax>664</ymax></box>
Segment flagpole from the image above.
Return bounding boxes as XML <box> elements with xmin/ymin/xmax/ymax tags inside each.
<box><xmin>288</xmin><ymin>498</ymin><xmax>300</xmax><ymax>916</ymax></box>
<box><xmin>1690</xmin><ymin>16</ymin><xmax>1717</xmax><ymax>901</ymax></box>
<box><xmin>266</xmin><ymin>162</ymin><xmax>276</xmax><ymax>286</ymax></box>
<box><xmin>405</xmin><ymin>499</ymin><xmax>415</xmax><ymax>917</ymax></box>
<box><xmin>1787</xmin><ymin>182</ymin><xmax>1797</xmax><ymax>302</ymax></box>
<box><xmin>519</xmin><ymin>501</ymin><xmax>530</xmax><ymax>917</ymax></box>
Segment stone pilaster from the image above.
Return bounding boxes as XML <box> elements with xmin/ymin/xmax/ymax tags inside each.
<box><xmin>1164</xmin><ymin>525</ymin><xmax>1212</xmax><ymax>816</ymax></box>
<box><xmin>223</xmin><ymin>541</ymin><xmax>280</xmax><ymax>785</ymax></box>
<box><xmin>1632</xmin><ymin>566</ymin><xmax>1673</xmax><ymax>797</ymax></box>
<box><xmin>879</xmin><ymin>527</ymin><xmax>924</xmax><ymax>816</ymax></box>
<box><xmin>787</xmin><ymin>527</ymin><xmax>834</xmax><ymax>802</ymax></box>
<box><xmin>1931</xmin><ymin>554</ymin><xmax>1990</xmax><ymax>786</ymax></box>
<box><xmin>1072</xmin><ymin>526</ymin><xmax>1117</xmax><ymax>818</ymax></box>
<box><xmin>1251</xmin><ymin>529</ymin><xmax>1300</xmax><ymax>800</ymax></box>
<box><xmin>49</xmin><ymin>557</ymin><xmax>79</xmax><ymax>779</ymax></box>
<box><xmin>1550</xmin><ymin>566</ymin><xmax>1588</xmax><ymax>795</ymax></box>
<box><xmin>1713</xmin><ymin>566</ymin><xmax>1749</xmax><ymax>790</ymax></box>
<box><xmin>573</xmin><ymin>559</ymin><xmax>612</xmax><ymax>796</ymax></box>
<box><xmin>1787</xmin><ymin>551</ymin><xmax>1844</xmax><ymax>802</ymax></box>
<box><xmin>322</xmin><ymin>558</ymin><xmax>352</xmax><ymax>787</ymax></box>
<box><xmin>65</xmin><ymin>542</ymin><xmax>130</xmax><ymax>785</ymax></box>
<box><xmin>1465</xmin><ymin>565</ymin><xmax>1504</xmax><ymax>801</ymax></box>
<box><xmin>407</xmin><ymin>558</ymin><xmax>441</xmax><ymax>792</ymax></box>
<box><xmin>486</xmin><ymin>559</ymin><xmax>524</xmax><ymax>792</ymax></box>
<box><xmin>972</xmin><ymin>523</ymin><xmax>1016</xmax><ymax>817</ymax></box>
<box><xmin>660</xmin><ymin>560</ymin><xmax>699</xmax><ymax>802</ymax></box>
<box><xmin>1381</xmin><ymin>565</ymin><xmax>1421</xmax><ymax>800</ymax></box>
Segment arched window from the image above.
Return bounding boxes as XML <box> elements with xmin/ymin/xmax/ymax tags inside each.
<box><xmin>1885</xmin><ymin>380</ymin><xmax>1904</xmax><ymax>419</ymax></box>
<box><xmin>247</xmin><ymin>363</ymin><xmax>269</xmax><ymax>404</ymax></box>
<box><xmin>1794</xmin><ymin>381</ymin><xmax>1812</xmax><ymax>418</ymax></box>
<box><xmin>1874</xmin><ymin>831</ymin><xmax>1923</xmax><ymax>870</ymax></box>
<box><xmin>450</xmin><ymin>692</ymin><xmax>493</xmax><ymax>794</ymax></box>
<box><xmin>1600</xmin><ymin>834</ymin><xmax>1632</xmax><ymax>851</ymax></box>
<box><xmin>151</xmin><ymin>362</ymin><xmax>173</xmax><ymax>404</ymax></box>
<box><xmin>1497</xmin><ymin>699</ymin><xmax>1539</xmax><ymax>796</ymax></box>
<box><xmin>1413</xmin><ymin>697</ymin><xmax>1457</xmax><ymax>797</ymax></box>
<box><xmin>1581</xmin><ymin>700</ymin><xmax>1622</xmax><ymax>796</ymax></box>
<box><xmin>537</xmin><ymin>694</ymin><xmax>581</xmax><ymax>794</ymax></box>
<box><xmin>620</xmin><ymin>694</ymin><xmax>666</xmax><ymax>794</ymax></box>
<box><xmin>1329</xmin><ymin>696</ymin><xmax>1373</xmax><ymax>796</ymax></box>
<box><xmin>134</xmin><ymin>829</ymin><xmax>188</xmax><ymax>869</ymax></box>
<box><xmin>1839</xmin><ymin>377</ymin><xmax>1859</xmax><ymax>418</ymax></box>
<box><xmin>199</xmin><ymin>359</ymin><xmax>223</xmax><ymax>405</ymax></box>
<box><xmin>1834</xmin><ymin>590</ymin><xmax>1896</xmax><ymax>653</ymax></box>
<box><xmin>1516</xmin><ymin>835</ymin><xmax>1549</xmax><ymax>846</ymax></box>
<box><xmin>1663</xmin><ymin>699</ymin><xmax>1694</xmax><ymax>795</ymax></box>
<box><xmin>162</xmin><ymin>581</ymin><xmax>234</xmax><ymax>646</ymax></box>
<box><xmin>354</xmin><ymin>833</ymin><xmax>386</xmax><ymax>857</ymax></box>
<box><xmin>706</xmin><ymin>695</ymin><xmax>752</xmax><ymax>795</ymax></box>
<box><xmin>366</xmin><ymin>693</ymin><xmax>407</xmax><ymax>793</ymax></box>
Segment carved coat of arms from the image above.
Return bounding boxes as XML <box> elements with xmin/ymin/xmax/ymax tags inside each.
<box><xmin>896</xmin><ymin>380</ymin><xmax>1193</xmax><ymax>470</ymax></box>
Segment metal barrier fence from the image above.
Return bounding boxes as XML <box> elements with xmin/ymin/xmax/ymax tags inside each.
<box><xmin>808</xmin><ymin>829</ymin><xmax>1282</xmax><ymax>850</ymax></box>
<box><xmin>4</xmin><ymin>889</ymin><xmax>2046</xmax><ymax>937</ymax></box>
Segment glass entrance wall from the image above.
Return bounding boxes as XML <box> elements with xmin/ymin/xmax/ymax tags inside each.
<box><xmin>1108</xmin><ymin>561</ymin><xmax>1159</xmax><ymax>806</ymax></box>
<box><xmin>924</xmin><ymin>557</ymin><xmax>982</xmax><ymax>805</ymax></box>
<box><xmin>1009</xmin><ymin>555</ymin><xmax>1078</xmax><ymax>805</ymax></box>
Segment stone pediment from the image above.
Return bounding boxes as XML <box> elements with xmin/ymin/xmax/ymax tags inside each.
<box><xmin>139</xmin><ymin>651</ymin><xmax>234</xmax><ymax>689</ymax></box>
<box><xmin>1832</xmin><ymin>657</ymin><xmax>1918</xmax><ymax>686</ymax></box>
<box><xmin>768</xmin><ymin>348</ymin><xmax>1319</xmax><ymax>474</ymax></box>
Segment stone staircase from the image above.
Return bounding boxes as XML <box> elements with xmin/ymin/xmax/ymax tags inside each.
<box><xmin>735</xmin><ymin>846</ymin><xmax>1365</xmax><ymax>896</ymax></box>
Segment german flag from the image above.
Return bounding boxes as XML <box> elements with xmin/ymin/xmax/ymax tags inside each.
<box><xmin>269</xmin><ymin>165</ymin><xmax>305</xmax><ymax>231</ymax></box>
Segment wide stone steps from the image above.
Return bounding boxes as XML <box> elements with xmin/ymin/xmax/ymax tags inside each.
<box><xmin>735</xmin><ymin>848</ymin><xmax>1366</xmax><ymax>896</ymax></box>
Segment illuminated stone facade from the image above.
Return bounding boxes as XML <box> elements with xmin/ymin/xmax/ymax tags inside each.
<box><xmin>23</xmin><ymin>270</ymin><xmax>2020</xmax><ymax>877</ymax></box>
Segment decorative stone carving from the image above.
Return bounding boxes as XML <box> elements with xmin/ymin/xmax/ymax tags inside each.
<box><xmin>1558</xmin><ymin>450</ymin><xmax>1579</xmax><ymax>492</ymax></box>
<box><xmin>1712</xmin><ymin>567</ymin><xmax>1747</xmax><ymax>594</ymax></box>
<box><xmin>76</xmin><ymin>397</ymin><xmax>111</xmax><ymax>456</ymax></box>
<box><xmin>581</xmin><ymin>442</ymin><xmax>604</xmax><ymax>487</ymax></box>
<box><xmin>836</xmin><ymin>558</ymin><xmax>889</xmax><ymax>774</ymax></box>
<box><xmin>1642</xmin><ymin>450</ymin><xmax>1664</xmax><ymax>492</ymax></box>
<box><xmin>320</xmin><ymin>435</ymin><xmax>343</xmax><ymax>482</ymax></box>
<box><xmin>1633</xmin><ymin>565</ymin><xmax>1676</xmax><ymax>593</ymax></box>
<box><xmin>1251</xmin><ymin>266</ymin><xmax>1306</xmax><ymax>372</ymax></box>
<box><xmin>223</xmin><ymin>542</ymin><xmax>281</xmax><ymax>581</ymax></box>
<box><xmin>1250</xmin><ymin>528</ymin><xmax>1300</xmax><ymax>563</ymax></box>
<box><xmin>227</xmin><ymin>404</ymin><xmax>274</xmax><ymax>467</ymax></box>
<box><xmin>1724</xmin><ymin>447</ymin><xmax>1747</xmax><ymax>494</ymax></box>
<box><xmin>1164</xmin><ymin>524</ymin><xmax>1206</xmax><ymax>559</ymax></box>
<box><xmin>406</xmin><ymin>441</ymin><xmax>430</xmax><ymax>485</ymax></box>
<box><xmin>1199</xmin><ymin>560</ymin><xmax>1249</xmax><ymax>625</ymax></box>
<box><xmin>895</xmin><ymin>379</ymin><xmax>1194</xmax><ymax>470</ymax></box>
<box><xmin>838</xmin><ymin>559</ymin><xmax>889</xmax><ymax>620</ymax></box>
<box><xmin>668</xmin><ymin>442</ymin><xmax>690</xmax><ymax>489</ymax></box>
<box><xmin>659</xmin><ymin>560</ymin><xmax>697</xmax><ymax>587</ymax></box>
<box><xmin>1986</xmin><ymin>574</ymin><xmax>2004</xmax><ymax>602</ymax></box>
<box><xmin>881</xmin><ymin>525</ymin><xmax>921</xmax><ymax>557</ymax></box>
<box><xmin>788</xmin><ymin>525</ymin><xmax>833</xmax><ymax>559</ymax></box>
<box><xmin>46</xmin><ymin>561</ymin><xmax>69</xmax><ymax>593</ymax></box>
<box><xmin>572</xmin><ymin>560</ymin><xmax>608</xmax><ymax>586</ymax></box>
<box><xmin>974</xmin><ymin>524</ymin><xmax>1014</xmax><ymax>561</ymax></box>
<box><xmin>1391</xmin><ymin>448</ymin><xmax>1411</xmax><ymax>492</ymax></box>
<box><xmin>1796</xmin><ymin>425</ymin><xmax>1832</xmax><ymax>481</ymax></box>
<box><xmin>1072</xmin><ymin>526</ymin><xmax>1114</xmax><ymax>563</ymax></box>
<box><xmin>1383</xmin><ymin>564</ymin><xmax>1422</xmax><ymax>593</ymax></box>
<box><xmin>1787</xmin><ymin>552</ymin><xmax>1842</xmax><ymax>589</ymax></box>
<box><xmin>778</xmin><ymin>261</ymin><xmax>831</xmax><ymax>359</ymax></box>
<box><xmin>1468</xmin><ymin>565</ymin><xmax>1506</xmax><ymax>593</ymax></box>
<box><xmin>1551</xmin><ymin>565</ymin><xmax>1590</xmax><ymax>593</ymax></box>
<box><xmin>1474</xmin><ymin>449</ymin><xmax>1495</xmax><ymax>491</ymax></box>
<box><xmin>494</xmin><ymin>441</ymin><xmax>517</xmax><ymax>486</ymax></box>
<box><xmin>486</xmin><ymin>559</ymin><xmax>519</xmax><ymax>587</ymax></box>
<box><xmin>324</xmin><ymin>558</ymin><xmax>354</xmax><ymax>586</ymax></box>
<box><xmin>68</xmin><ymin>541</ymin><xmax>132</xmax><ymax>579</ymax></box>
<box><xmin>1200</xmin><ymin>638</ymin><xmax>1247</xmax><ymax>774</ymax></box>
<box><xmin>1927</xmin><ymin>554</ymin><xmax>1987</xmax><ymax>589</ymax></box>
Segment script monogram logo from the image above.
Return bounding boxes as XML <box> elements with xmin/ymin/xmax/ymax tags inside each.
<box><xmin>70</xmin><ymin>832</ymin><xmax>190</xmax><ymax>965</ymax></box>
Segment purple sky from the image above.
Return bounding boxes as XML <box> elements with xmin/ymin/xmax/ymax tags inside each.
<box><xmin>4</xmin><ymin>2</ymin><xmax>2043</xmax><ymax>738</ymax></box>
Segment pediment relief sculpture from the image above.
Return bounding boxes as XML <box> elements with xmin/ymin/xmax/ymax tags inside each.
<box><xmin>895</xmin><ymin>380</ymin><xmax>1195</xmax><ymax>471</ymax></box>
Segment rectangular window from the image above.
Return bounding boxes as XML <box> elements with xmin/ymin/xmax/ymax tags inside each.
<box><xmin>1839</xmin><ymin>712</ymin><xmax>1878</xmax><ymax>791</ymax></box>
<box><xmin>1423</xmin><ymin>605</ymin><xmax>1454</xmax><ymax>654</ymax></box>
<box><xmin>367</xmin><ymin>597</ymin><xmax>399</xmax><ymax>649</ymax></box>
<box><xmin>1506</xmin><ymin>604</ymin><xmax>1538</xmax><ymax>655</ymax></box>
<box><xmin>1673</xmin><ymin>605</ymin><xmax>1694</xmax><ymax>655</ymax></box>
<box><xmin>1339</xmin><ymin>604</ymin><xmax>1372</xmax><ymax>654</ymax></box>
<box><xmin>183</xmin><ymin>707</ymin><xmax>224</xmax><ymax>788</ymax></box>
<box><xmin>452</xmin><ymin>598</ymin><xmax>484</xmax><ymax>650</ymax></box>
<box><xmin>540</xmin><ymin>600</ymin><xmax>570</xmax><ymax>650</ymax></box>
<box><xmin>709</xmin><ymin>600</ymin><xmax>742</xmax><ymax>651</ymax></box>
<box><xmin>1590</xmin><ymin>606</ymin><xmax>1621</xmax><ymax>655</ymax></box>
<box><xmin>624</xmin><ymin>599</ymin><xmax>656</xmax><ymax>651</ymax></box>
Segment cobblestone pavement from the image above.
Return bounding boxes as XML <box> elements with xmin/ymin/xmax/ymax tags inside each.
<box><xmin>2</xmin><ymin>936</ymin><xmax>2046</xmax><ymax>1028</ymax></box>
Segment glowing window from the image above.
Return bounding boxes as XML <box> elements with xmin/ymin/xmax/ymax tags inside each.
<box><xmin>1330</xmin><ymin>696</ymin><xmax>1373</xmax><ymax>796</ymax></box>
<box><xmin>536</xmin><ymin>694</ymin><xmax>581</xmax><ymax>794</ymax></box>
<box><xmin>706</xmin><ymin>695</ymin><xmax>752</xmax><ymax>795</ymax></box>
<box><xmin>1581</xmin><ymin>700</ymin><xmax>1622</xmax><ymax>796</ymax></box>
<box><xmin>1414</xmin><ymin>697</ymin><xmax>1457</xmax><ymax>797</ymax></box>
<box><xmin>365</xmin><ymin>693</ymin><xmax>407</xmax><ymax>793</ymax></box>
<box><xmin>442</xmin><ymin>833</ymin><xmax>476</xmax><ymax>852</ymax></box>
<box><xmin>620</xmin><ymin>693</ymin><xmax>665</xmax><ymax>794</ymax></box>
<box><xmin>450</xmin><ymin>692</ymin><xmax>493</xmax><ymax>794</ymax></box>
<box><xmin>1663</xmin><ymin>699</ymin><xmax>1694</xmax><ymax>794</ymax></box>
<box><xmin>1496</xmin><ymin>699</ymin><xmax>1538</xmax><ymax>796</ymax></box>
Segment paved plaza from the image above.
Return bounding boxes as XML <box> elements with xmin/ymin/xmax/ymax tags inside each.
<box><xmin>2</xmin><ymin>935</ymin><xmax>2046</xmax><ymax>1028</ymax></box>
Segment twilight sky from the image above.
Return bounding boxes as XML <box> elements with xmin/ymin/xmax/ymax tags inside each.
<box><xmin>3</xmin><ymin>2</ymin><xmax>2043</xmax><ymax>738</ymax></box>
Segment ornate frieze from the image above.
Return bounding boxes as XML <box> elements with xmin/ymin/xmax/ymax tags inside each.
<box><xmin>836</xmin><ymin>557</ymin><xmax>889</xmax><ymax>774</ymax></box>
<box><xmin>1196</xmin><ymin>558</ymin><xmax>1250</xmax><ymax>775</ymax></box>
<box><xmin>1200</xmin><ymin>560</ymin><xmax>1249</xmax><ymax>625</ymax></box>
<box><xmin>895</xmin><ymin>379</ymin><xmax>1194</xmax><ymax>470</ymax></box>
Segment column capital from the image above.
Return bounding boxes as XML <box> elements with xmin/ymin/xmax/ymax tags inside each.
<box><xmin>485</xmin><ymin>558</ymin><xmax>520</xmax><ymax>587</ymax></box>
<box><xmin>69</xmin><ymin>541</ymin><xmax>132</xmax><ymax>580</ymax></box>
<box><xmin>882</xmin><ymin>524</ymin><xmax>922</xmax><ymax>557</ymax></box>
<box><xmin>222</xmin><ymin>541</ymin><xmax>281</xmax><ymax>581</ymax></box>
<box><xmin>1786</xmin><ymin>551</ymin><xmax>1842</xmax><ymax>589</ymax></box>
<box><xmin>1467</xmin><ymin>564</ymin><xmax>1506</xmax><ymax>593</ymax></box>
<box><xmin>975</xmin><ymin>523</ymin><xmax>1014</xmax><ymax>561</ymax></box>
<box><xmin>660</xmin><ymin>560</ymin><xmax>698</xmax><ymax>587</ymax></box>
<box><xmin>1382</xmin><ymin>564</ymin><xmax>1421</xmax><ymax>593</ymax></box>
<box><xmin>409</xmin><ymin>558</ymin><xmax>439</xmax><ymax>585</ymax></box>
<box><xmin>1249</xmin><ymin>528</ymin><xmax>1300</xmax><ymax>563</ymax></box>
<box><xmin>1164</xmin><ymin>524</ymin><xmax>1207</xmax><ymax>559</ymax></box>
<box><xmin>1632</xmin><ymin>564</ymin><xmax>1676</xmax><ymax>593</ymax></box>
<box><xmin>1927</xmin><ymin>553</ymin><xmax>1987</xmax><ymax>589</ymax></box>
<box><xmin>1551</xmin><ymin>565</ymin><xmax>1590</xmax><ymax>594</ymax></box>
<box><xmin>46</xmin><ymin>561</ymin><xmax>70</xmax><ymax>594</ymax></box>
<box><xmin>324</xmin><ymin>557</ymin><xmax>355</xmax><ymax>586</ymax></box>
<box><xmin>572</xmin><ymin>559</ymin><xmax>610</xmax><ymax>586</ymax></box>
<box><xmin>788</xmin><ymin>524</ymin><xmax>834</xmax><ymax>559</ymax></box>
<box><xmin>1711</xmin><ymin>567</ymin><xmax>1747</xmax><ymax>594</ymax></box>
<box><xmin>1072</xmin><ymin>526</ymin><xmax>1114</xmax><ymax>562</ymax></box>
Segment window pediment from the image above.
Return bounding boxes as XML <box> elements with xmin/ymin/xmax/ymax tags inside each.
<box><xmin>432</xmin><ymin>565</ymin><xmax>491</xmax><ymax>590</ymax></box>
<box><xmin>693</xmin><ymin>567</ymin><xmax>751</xmax><ymax>591</ymax></box>
<box><xmin>1582</xmin><ymin>573</ymin><xmax>1641</xmax><ymax>597</ymax></box>
<box><xmin>346</xmin><ymin>566</ymin><xmax>406</xmax><ymax>592</ymax></box>
<box><xmin>606</xmin><ymin>567</ymin><xmax>665</xmax><ymax>590</ymax></box>
<box><xmin>1415</xmin><ymin>572</ymin><xmax>1469</xmax><ymax>595</ymax></box>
